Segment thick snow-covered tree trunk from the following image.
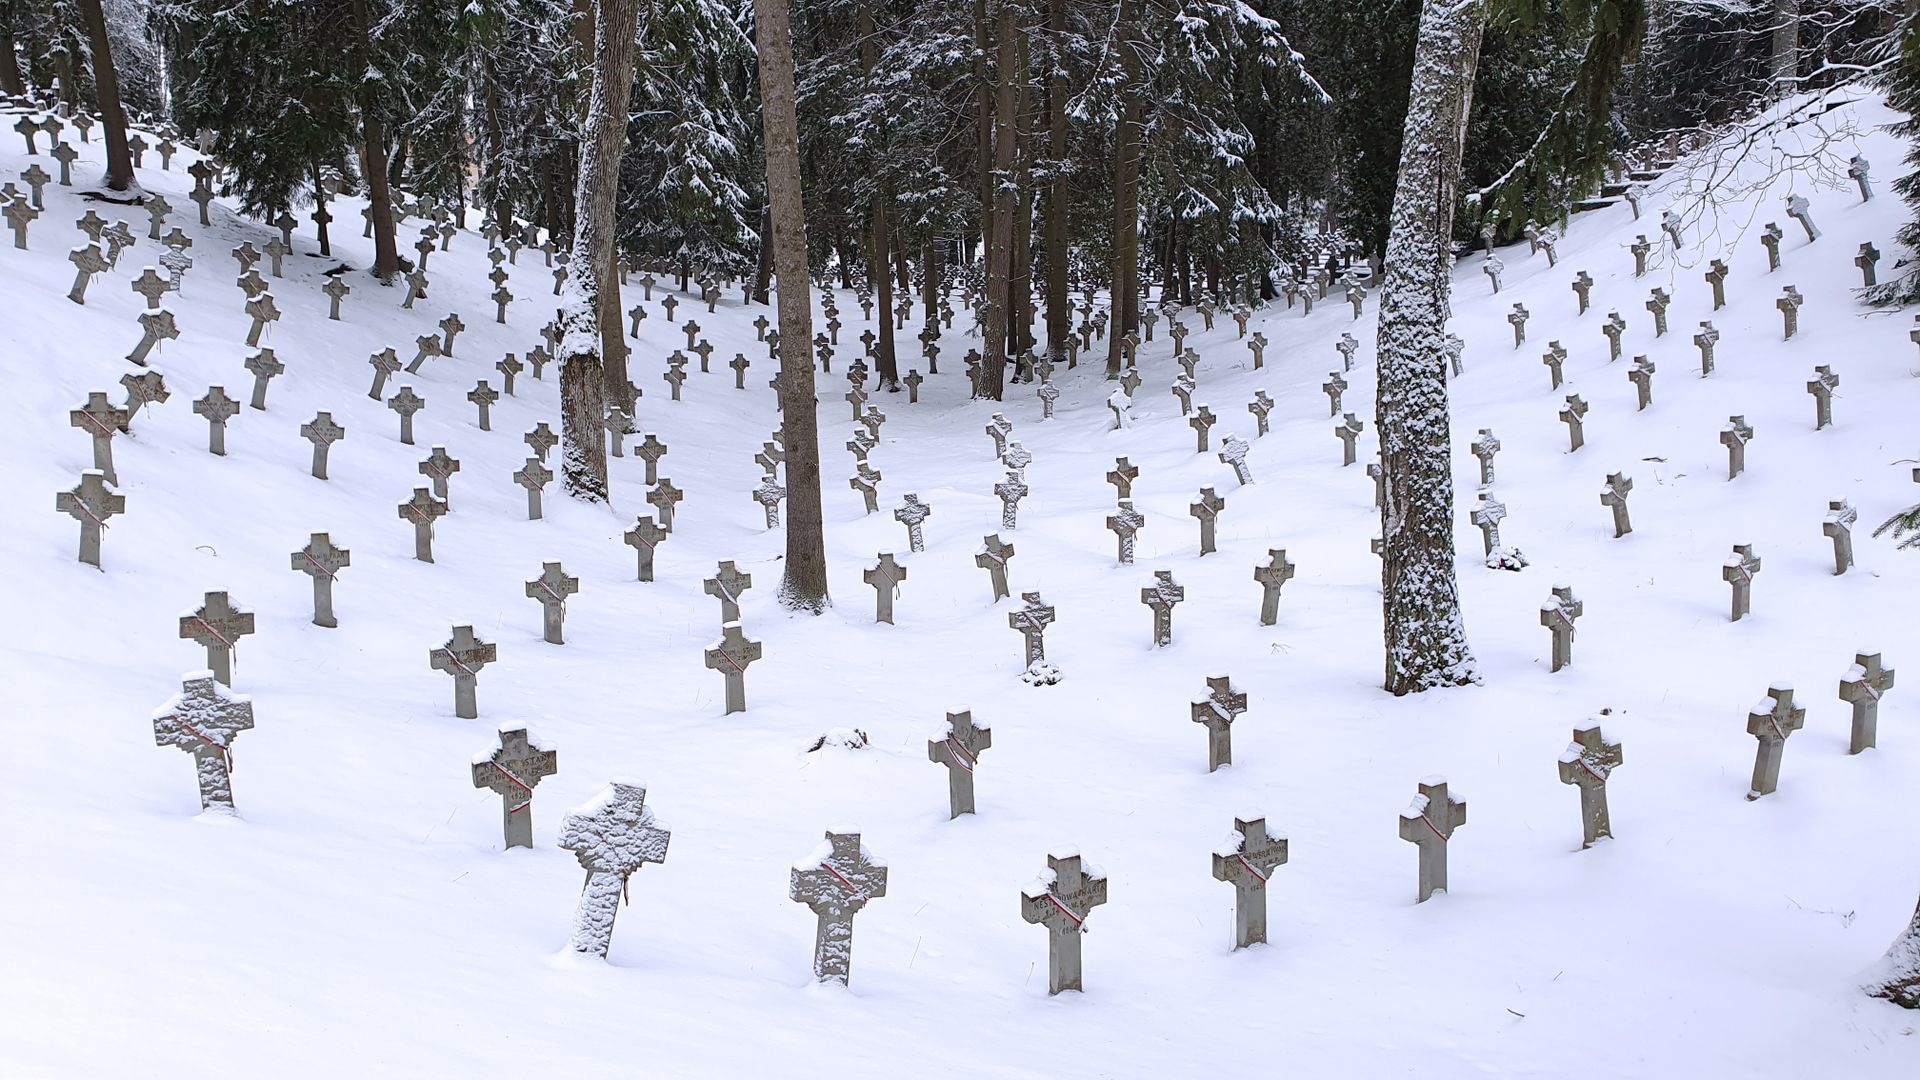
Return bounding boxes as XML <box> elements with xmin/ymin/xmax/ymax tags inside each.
<box><xmin>755</xmin><ymin>0</ymin><xmax>829</xmax><ymax>609</ymax></box>
<box><xmin>1870</xmin><ymin>897</ymin><xmax>1920</xmax><ymax>1008</ymax></box>
<box><xmin>977</xmin><ymin>1</ymin><xmax>1018</xmax><ymax>400</ymax></box>
<box><xmin>1373</xmin><ymin>0</ymin><xmax>1484</xmax><ymax>695</ymax></box>
<box><xmin>78</xmin><ymin>0</ymin><xmax>133</xmax><ymax>191</ymax></box>
<box><xmin>1042</xmin><ymin>0</ymin><xmax>1069</xmax><ymax>366</ymax></box>
<box><xmin>1106</xmin><ymin>0</ymin><xmax>1142</xmax><ymax>377</ymax></box>
<box><xmin>1770</xmin><ymin>0</ymin><xmax>1799</xmax><ymax>98</ymax></box>
<box><xmin>557</xmin><ymin>0</ymin><xmax>641</xmax><ymax>502</ymax></box>
<box><xmin>348</xmin><ymin>0</ymin><xmax>401</xmax><ymax>281</ymax></box>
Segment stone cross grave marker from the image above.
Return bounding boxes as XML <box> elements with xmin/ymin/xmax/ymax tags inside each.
<box><xmin>431</xmin><ymin>625</ymin><xmax>496</xmax><ymax>719</ymax></box>
<box><xmin>704</xmin><ymin>561</ymin><xmax>753</xmax><ymax>623</ymax></box>
<box><xmin>1628</xmin><ymin>356</ymin><xmax>1656</xmax><ymax>411</ymax></box>
<box><xmin>1661</xmin><ymin>209</ymin><xmax>1684</xmax><ymax>249</ymax></box>
<box><xmin>1140</xmin><ymin>570</ymin><xmax>1185</xmax><ymax>647</ymax></box>
<box><xmin>56</xmin><ymin>470</ymin><xmax>124</xmax><ymax>568</ymax></box>
<box><xmin>405</xmin><ymin>333</ymin><xmax>442</xmax><ymax>374</ymax></box>
<box><xmin>397</xmin><ymin>487</ymin><xmax>448</xmax><ymax>562</ymax></box>
<box><xmin>559</xmin><ymin>781</ymin><xmax>671</xmax><ymax>957</ymax></box>
<box><xmin>1335</xmin><ymin>333</ymin><xmax>1358</xmax><ymax>371</ymax></box>
<box><xmin>1483</xmin><ymin>256</ymin><xmax>1502</xmax><ymax>293</ymax></box>
<box><xmin>152</xmin><ymin>672</ymin><xmax>255</xmax><ymax>813</ymax></box>
<box><xmin>130</xmin><ymin>266</ymin><xmax>169</xmax><ymax>309</ymax></box>
<box><xmin>1190</xmin><ymin>674</ymin><xmax>1246</xmax><ymax>772</ymax></box>
<box><xmin>235</xmin><ymin>269</ymin><xmax>269</xmax><ymax>301</ymax></box>
<box><xmin>1645</xmin><ymin>288</ymin><xmax>1670</xmax><ymax>337</ymax></box>
<box><xmin>1631</xmin><ymin>234</ymin><xmax>1650</xmax><ymax>276</ymax></box>
<box><xmin>603</xmin><ymin>406</ymin><xmax>634</xmax><ymax>458</ymax></box>
<box><xmin>1777</xmin><ymin>285</ymin><xmax>1803</xmax><ymax>339</ymax></box>
<box><xmin>473</xmin><ymin>726</ymin><xmax>558</xmax><ymax>850</ymax></box>
<box><xmin>262</xmin><ymin>236</ymin><xmax>288</xmax><ymax>278</ymax></box>
<box><xmin>985</xmin><ymin>413</ymin><xmax>1013</xmax><ymax>458</ymax></box>
<box><xmin>1857</xmin><ymin>243</ymin><xmax>1880</xmax><ymax>288</ymax></box>
<box><xmin>323</xmin><ymin>275</ymin><xmax>350</xmax><ymax>320</ymax></box>
<box><xmin>291</xmin><ymin>532</ymin><xmax>350</xmax><ymax>628</ymax></box>
<box><xmin>2</xmin><ymin>192</ymin><xmax>37</xmax><ymax>249</ymax></box>
<box><xmin>388</xmin><ymin>386</ymin><xmax>425</xmax><ymax>445</ymax></box>
<box><xmin>1107</xmin><ymin>457</ymin><xmax>1139</xmax><ymax>499</ymax></box>
<box><xmin>1323</xmin><ymin>371</ymin><xmax>1348</xmax><ymax>417</ymax></box>
<box><xmin>1823</xmin><ymin>499</ymin><xmax>1857</xmax><ymax>574</ymax></box>
<box><xmin>1540</xmin><ymin>584</ymin><xmax>1583</xmax><ymax>672</ymax></box>
<box><xmin>1746</xmin><ymin>684</ymin><xmax>1806</xmax><ymax>799</ymax></box>
<box><xmin>440</xmin><ymin>313</ymin><xmax>465</xmax><ymax>356</ymax></box>
<box><xmin>1723</xmin><ymin>543</ymin><xmax>1761</xmax><ymax>622</ymax></box>
<box><xmin>864</xmin><ymin>553</ymin><xmax>907</xmax><ymax>625</ymax></box>
<box><xmin>704</xmin><ymin>622</ymin><xmax>763</xmax><ymax>714</ymax></box>
<box><xmin>66</xmin><ymin>242</ymin><xmax>108</xmax><ymax>303</ymax></box>
<box><xmin>299</xmin><ymin>411</ymin><xmax>345</xmax><ymax>480</ymax></box>
<box><xmin>1705</xmin><ymin>258</ymin><xmax>1729</xmax><ymax>309</ymax></box>
<box><xmin>70</xmin><ymin>391</ymin><xmax>127</xmax><ymax>484</ymax></box>
<box><xmin>515</xmin><ymin>458</ymin><xmax>554</xmax><ymax>521</ymax></box>
<box><xmin>1253</xmin><ymin>548</ymin><xmax>1295</xmax><ymax>626</ymax></box>
<box><xmin>1008</xmin><ymin>591</ymin><xmax>1055</xmax><ymax>669</ymax></box>
<box><xmin>1558</xmin><ymin>725</ymin><xmax>1623</xmax><ymax>848</ymax></box>
<box><xmin>526</xmin><ymin>557</ymin><xmax>576</xmax><ymax>641</ymax></box>
<box><xmin>366</xmin><ymin>348</ymin><xmax>401</xmax><ymax>401</ymax></box>
<box><xmin>1507</xmin><ymin>303</ymin><xmax>1529</xmax><ymax>348</ymax></box>
<box><xmin>1247</xmin><ymin>390</ymin><xmax>1273</xmax><ymax>437</ymax></box>
<box><xmin>1694</xmin><ymin>322</ymin><xmax>1720</xmax><ymax>376</ymax></box>
<box><xmin>976</xmin><ymin>534</ymin><xmax>1015</xmax><ymax>602</ymax></box>
<box><xmin>849</xmin><ymin>462</ymin><xmax>882</xmax><ymax>514</ymax></box>
<box><xmin>1171</xmin><ymin>375</ymin><xmax>1195</xmax><ymax>417</ymax></box>
<box><xmin>1848</xmin><ymin>154</ymin><xmax>1873</xmax><ymax>201</ymax></box>
<box><xmin>1398</xmin><ymin>778</ymin><xmax>1466</xmax><ymax>902</ymax></box>
<box><xmin>1189</xmin><ymin>404</ymin><xmax>1217</xmax><ymax>452</ymax></box>
<box><xmin>751</xmin><ymin>476</ymin><xmax>787</xmax><ymax>529</ymax></box>
<box><xmin>467</xmin><ymin>380</ymin><xmax>499</xmax><ymax>431</ymax></box>
<box><xmin>192</xmin><ymin>386</ymin><xmax>240</xmax><ymax>456</ymax></box>
<box><xmin>1037</xmin><ymin>380</ymin><xmax>1060</xmax><ymax>420</ymax></box>
<box><xmin>1470</xmin><ymin>494</ymin><xmax>1508</xmax><ymax>559</ymax></box>
<box><xmin>1785</xmin><ymin>193</ymin><xmax>1820</xmax><ymax>242</ymax></box>
<box><xmin>1601</xmin><ymin>311</ymin><xmax>1626</xmax><ymax>362</ymax></box>
<box><xmin>929</xmin><ymin>708</ymin><xmax>993</xmax><ymax>819</ymax></box>
<box><xmin>1718</xmin><ymin>415</ymin><xmax>1753</xmax><ymax>480</ymax></box>
<box><xmin>1248</xmin><ymin>331</ymin><xmax>1267</xmax><ymax>368</ymax></box>
<box><xmin>1571</xmin><ymin>270</ymin><xmax>1592</xmax><ymax>314</ymax></box>
<box><xmin>495</xmin><ymin>353</ymin><xmax>523</xmax><ymax>397</ymax></box>
<box><xmin>1559</xmin><ymin>394</ymin><xmax>1588</xmax><ymax>452</ymax></box>
<box><xmin>1106</xmin><ymin>500</ymin><xmax>1146</xmax><ymax>565</ymax></box>
<box><xmin>243</xmin><ymin>292</ymin><xmax>280</xmax><ymax>347</ymax></box>
<box><xmin>1471</xmin><ymin>428</ymin><xmax>1501</xmax><ymax>486</ymax></box>
<box><xmin>1840</xmin><ymin>652</ymin><xmax>1896</xmax><ymax>755</ymax></box>
<box><xmin>1219</xmin><ymin>433</ymin><xmax>1253</xmax><ymax>485</ymax></box>
<box><xmin>1188</xmin><ymin>486</ymin><xmax>1227</xmax><ymax>556</ymax></box>
<box><xmin>993</xmin><ymin>471</ymin><xmax>1028</xmax><ymax>531</ymax></box>
<box><xmin>731</xmin><ymin>353</ymin><xmax>751</xmax><ymax>389</ymax></box>
<box><xmin>625</xmin><ymin>516</ymin><xmax>667</xmax><ymax>582</ymax></box>
<box><xmin>401</xmin><ymin>268</ymin><xmax>428</xmax><ymax>310</ymax></box>
<box><xmin>1761</xmin><ymin>222</ymin><xmax>1784</xmax><ymax>271</ymax></box>
<box><xmin>790</xmin><ymin>831</ymin><xmax>888</xmax><ymax>985</ymax></box>
<box><xmin>894</xmin><ymin>493</ymin><xmax>931</xmax><ymax>553</ymax></box>
<box><xmin>524</xmin><ymin>423</ymin><xmax>557</xmax><ymax>465</ymax></box>
<box><xmin>51</xmin><ymin>140</ymin><xmax>78</xmax><ymax>185</ymax></box>
<box><xmin>179</xmin><ymin>590</ymin><xmax>256</xmax><ymax>686</ymax></box>
<box><xmin>1806</xmin><ymin>365</ymin><xmax>1838</xmax><ymax>430</ymax></box>
<box><xmin>1536</xmin><ymin>340</ymin><xmax>1566</xmax><ymax>390</ymax></box>
<box><xmin>1335</xmin><ymin>413</ymin><xmax>1364</xmax><ymax>466</ymax></box>
<box><xmin>1212</xmin><ymin>816</ymin><xmax>1288</xmax><ymax>950</ymax></box>
<box><xmin>1020</xmin><ymin>852</ymin><xmax>1108</xmax><ymax>995</ymax></box>
<box><xmin>244</xmin><ymin>348</ymin><xmax>284</xmax><ymax>411</ymax></box>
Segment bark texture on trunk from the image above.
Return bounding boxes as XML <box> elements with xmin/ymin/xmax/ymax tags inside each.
<box><xmin>1770</xmin><ymin>0</ymin><xmax>1799</xmax><ymax>98</ymax></box>
<box><xmin>755</xmin><ymin>0</ymin><xmax>829</xmax><ymax>609</ymax></box>
<box><xmin>0</xmin><ymin>19</ymin><xmax>24</xmax><ymax>97</ymax></box>
<box><xmin>349</xmin><ymin>0</ymin><xmax>401</xmax><ymax>280</ymax></box>
<box><xmin>557</xmin><ymin>0</ymin><xmax>642</xmax><ymax>502</ymax></box>
<box><xmin>78</xmin><ymin>0</ymin><xmax>133</xmax><ymax>191</ymax></box>
<box><xmin>1042</xmin><ymin>0</ymin><xmax>1069</xmax><ymax>364</ymax></box>
<box><xmin>1373</xmin><ymin>0</ymin><xmax>1484</xmax><ymax>695</ymax></box>
<box><xmin>861</xmin><ymin>3</ymin><xmax>898</xmax><ymax>389</ymax></box>
<box><xmin>1106</xmin><ymin>0</ymin><xmax>1142</xmax><ymax>376</ymax></box>
<box><xmin>1871</xmin><ymin>896</ymin><xmax>1920</xmax><ymax>1009</ymax></box>
<box><xmin>978</xmin><ymin>1</ymin><xmax>1018</xmax><ymax>400</ymax></box>
<box><xmin>752</xmin><ymin>203</ymin><xmax>774</xmax><ymax>305</ymax></box>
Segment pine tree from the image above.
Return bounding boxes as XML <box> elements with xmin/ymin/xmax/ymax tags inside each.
<box><xmin>1870</xmin><ymin>8</ymin><xmax>1920</xmax><ymax>306</ymax></box>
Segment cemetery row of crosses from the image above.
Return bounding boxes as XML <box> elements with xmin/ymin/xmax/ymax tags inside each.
<box><xmin>11</xmin><ymin>0</ymin><xmax>1920</xmax><ymax>1061</ymax></box>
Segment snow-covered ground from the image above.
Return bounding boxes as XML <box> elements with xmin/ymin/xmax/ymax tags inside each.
<box><xmin>4</xmin><ymin>91</ymin><xmax>1918</xmax><ymax>1078</ymax></box>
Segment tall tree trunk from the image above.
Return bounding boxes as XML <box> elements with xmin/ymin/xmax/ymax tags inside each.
<box><xmin>349</xmin><ymin>0</ymin><xmax>401</xmax><ymax>280</ymax></box>
<box><xmin>923</xmin><ymin>236</ymin><xmax>942</xmax><ymax>326</ymax></box>
<box><xmin>1373</xmin><ymin>0</ymin><xmax>1485</xmax><ymax>695</ymax></box>
<box><xmin>979</xmin><ymin>1</ymin><xmax>1018</xmax><ymax>400</ymax></box>
<box><xmin>1770</xmin><ymin>0</ymin><xmax>1799</xmax><ymax>98</ymax></box>
<box><xmin>1009</xmin><ymin>19</ymin><xmax>1033</xmax><ymax>359</ymax></box>
<box><xmin>0</xmin><ymin>15</ymin><xmax>24</xmax><ymax>97</ymax></box>
<box><xmin>861</xmin><ymin>2</ymin><xmax>899</xmax><ymax>389</ymax></box>
<box><xmin>974</xmin><ymin>0</ymin><xmax>994</xmax><ymax>263</ymax></box>
<box><xmin>1106</xmin><ymin>0</ymin><xmax>1142</xmax><ymax>376</ymax></box>
<box><xmin>556</xmin><ymin>0</ymin><xmax>641</xmax><ymax>502</ymax></box>
<box><xmin>755</xmin><ymin>0</ymin><xmax>829</xmax><ymax>610</ymax></box>
<box><xmin>1871</xmin><ymin>896</ymin><xmax>1920</xmax><ymax>1008</ymax></box>
<box><xmin>1042</xmin><ymin>0</ymin><xmax>1069</xmax><ymax>364</ymax></box>
<box><xmin>752</xmin><ymin>202</ymin><xmax>774</xmax><ymax>304</ymax></box>
<box><xmin>77</xmin><ymin>0</ymin><xmax>132</xmax><ymax>191</ymax></box>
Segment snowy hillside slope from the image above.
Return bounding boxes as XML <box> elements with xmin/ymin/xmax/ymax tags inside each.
<box><xmin>4</xmin><ymin>91</ymin><xmax>1919</xmax><ymax>1078</ymax></box>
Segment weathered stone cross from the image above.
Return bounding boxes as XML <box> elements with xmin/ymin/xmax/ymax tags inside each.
<box><xmin>515</xmin><ymin>458</ymin><xmax>554</xmax><ymax>521</ymax></box>
<box><xmin>976</xmin><ymin>534</ymin><xmax>1015</xmax><ymax>602</ymax></box>
<box><xmin>1560</xmin><ymin>394</ymin><xmax>1588</xmax><ymax>452</ymax></box>
<box><xmin>1020</xmin><ymin>852</ymin><xmax>1108</xmax><ymax>995</ymax></box>
<box><xmin>1746</xmin><ymin>684</ymin><xmax>1806</xmax><ymax>799</ymax></box>
<box><xmin>928</xmin><ymin>708</ymin><xmax>992</xmax><ymax>819</ymax></box>
<box><xmin>647</xmin><ymin>479</ymin><xmax>683</xmax><ymax>532</ymax></box>
<box><xmin>1140</xmin><ymin>570</ymin><xmax>1185</xmax><ymax>647</ymax></box>
<box><xmin>1398</xmin><ymin>777</ymin><xmax>1466</xmax><ymax>902</ymax></box>
<box><xmin>1190</xmin><ymin>674</ymin><xmax>1246</xmax><ymax>772</ymax></box>
<box><xmin>56</xmin><ymin>470</ymin><xmax>124</xmax><ymax>568</ymax></box>
<box><xmin>431</xmin><ymin>625</ymin><xmax>496</xmax><ymax>719</ymax></box>
<box><xmin>1540</xmin><ymin>584</ymin><xmax>1583</xmax><ymax>672</ymax></box>
<box><xmin>1628</xmin><ymin>355</ymin><xmax>1656</xmax><ymax>411</ymax></box>
<box><xmin>179</xmin><ymin>590</ymin><xmax>256</xmax><ymax>686</ymax></box>
<box><xmin>388</xmin><ymin>386</ymin><xmax>425</xmax><ymax>445</ymax></box>
<box><xmin>789</xmin><ymin>831</ymin><xmax>889</xmax><ymax>985</ymax></box>
<box><xmin>1806</xmin><ymin>364</ymin><xmax>1838</xmax><ymax>430</ymax></box>
<box><xmin>1824</xmin><ymin>499</ymin><xmax>1857</xmax><ymax>575</ymax></box>
<box><xmin>1558</xmin><ymin>725</ymin><xmax>1623</xmax><ymax>848</ymax></box>
<box><xmin>1212</xmin><ymin>816</ymin><xmax>1287</xmax><ymax>950</ymax></box>
<box><xmin>1107</xmin><ymin>457</ymin><xmax>1139</xmax><ymax>499</ymax></box>
<box><xmin>704</xmin><ymin>561</ymin><xmax>754</xmax><ymax>623</ymax></box>
<box><xmin>152</xmin><ymin>672</ymin><xmax>255</xmax><ymax>813</ymax></box>
<box><xmin>1008</xmin><ymin>592</ymin><xmax>1055</xmax><ymax>669</ymax></box>
<box><xmin>290</xmin><ymin>532</ymin><xmax>350</xmax><ymax>628</ymax></box>
<box><xmin>473</xmin><ymin>726</ymin><xmax>558</xmax><ymax>849</ymax></box>
<box><xmin>1334</xmin><ymin>412</ymin><xmax>1364</xmax><ymax>466</ymax></box>
<box><xmin>893</xmin><ymin>493</ymin><xmax>931</xmax><ymax>553</ymax></box>
<box><xmin>624</xmin><ymin>516</ymin><xmax>667</xmax><ymax>582</ymax></box>
<box><xmin>299</xmin><ymin>411</ymin><xmax>345</xmax><ymax>480</ymax></box>
<box><xmin>467</xmin><ymin>380</ymin><xmax>499</xmax><ymax>431</ymax></box>
<box><xmin>1106</xmin><ymin>499</ymin><xmax>1146</xmax><ymax>564</ymax></box>
<box><xmin>525</xmin><ymin>561</ymin><xmax>579</xmax><ymax>645</ymax></box>
<box><xmin>559</xmin><ymin>781</ymin><xmax>671</xmax><ymax>957</ymax></box>
<box><xmin>397</xmin><ymin>487</ymin><xmax>448</xmax><ymax>562</ymax></box>
<box><xmin>1840</xmin><ymin>652</ymin><xmax>1896</xmax><ymax>755</ymax></box>
<box><xmin>704</xmin><ymin>622</ymin><xmax>763</xmax><ymax>714</ymax></box>
<box><xmin>1722</xmin><ymin>543</ymin><xmax>1761</xmax><ymax>622</ymax></box>
<box><xmin>69</xmin><ymin>391</ymin><xmax>127</xmax><ymax>484</ymax></box>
